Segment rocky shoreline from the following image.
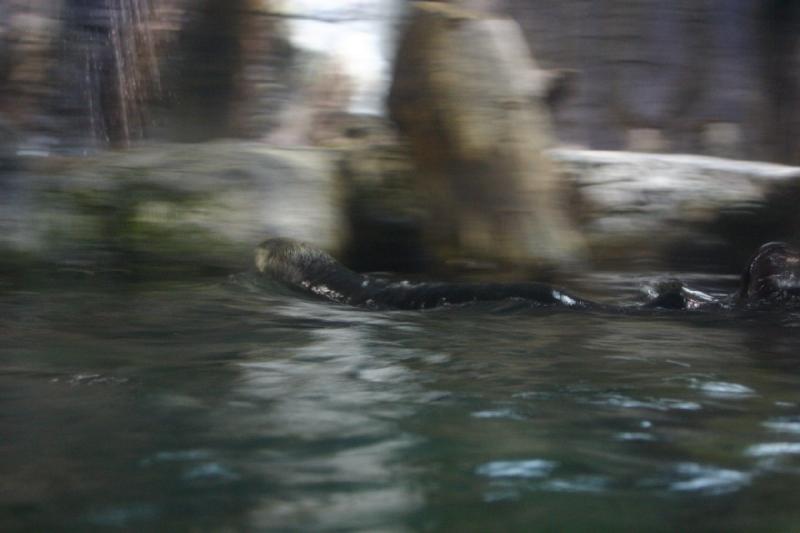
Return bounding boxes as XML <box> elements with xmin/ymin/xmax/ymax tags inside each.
<box><xmin>2</xmin><ymin>141</ymin><xmax>798</xmax><ymax>280</ymax></box>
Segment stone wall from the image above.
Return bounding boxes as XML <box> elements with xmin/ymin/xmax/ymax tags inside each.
<box><xmin>0</xmin><ymin>1</ymin><xmax>295</xmax><ymax>150</ymax></box>
<box><xmin>503</xmin><ymin>0</ymin><xmax>800</xmax><ymax>165</ymax></box>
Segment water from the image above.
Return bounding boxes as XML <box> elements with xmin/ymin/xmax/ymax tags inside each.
<box><xmin>2</xmin><ymin>272</ymin><xmax>800</xmax><ymax>531</ymax></box>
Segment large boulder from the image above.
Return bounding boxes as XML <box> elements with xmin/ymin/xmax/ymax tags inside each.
<box><xmin>553</xmin><ymin>149</ymin><xmax>800</xmax><ymax>269</ymax></box>
<box><xmin>388</xmin><ymin>1</ymin><xmax>586</xmax><ymax>272</ymax></box>
<box><xmin>0</xmin><ymin>142</ymin><xmax>344</xmax><ymax>277</ymax></box>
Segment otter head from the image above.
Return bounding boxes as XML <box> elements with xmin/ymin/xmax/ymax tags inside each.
<box><xmin>739</xmin><ymin>241</ymin><xmax>800</xmax><ymax>305</ymax></box>
<box><xmin>255</xmin><ymin>238</ymin><xmax>338</xmax><ymax>286</ymax></box>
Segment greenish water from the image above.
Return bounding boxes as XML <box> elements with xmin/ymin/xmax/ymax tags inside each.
<box><xmin>2</xmin><ymin>272</ymin><xmax>800</xmax><ymax>532</ymax></box>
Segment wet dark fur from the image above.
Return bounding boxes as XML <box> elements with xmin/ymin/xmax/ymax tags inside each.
<box><xmin>738</xmin><ymin>242</ymin><xmax>800</xmax><ymax>305</ymax></box>
<box><xmin>643</xmin><ymin>242</ymin><xmax>800</xmax><ymax>310</ymax></box>
<box><xmin>255</xmin><ymin>238</ymin><xmax>592</xmax><ymax>310</ymax></box>
<box><xmin>256</xmin><ymin>238</ymin><xmax>800</xmax><ymax>311</ymax></box>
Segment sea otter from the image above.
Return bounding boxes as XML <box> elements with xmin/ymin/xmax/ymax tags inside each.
<box><xmin>646</xmin><ymin>242</ymin><xmax>800</xmax><ymax>310</ymax></box>
<box><xmin>255</xmin><ymin>238</ymin><xmax>594</xmax><ymax>310</ymax></box>
<box><xmin>255</xmin><ymin>238</ymin><xmax>800</xmax><ymax>311</ymax></box>
<box><xmin>738</xmin><ymin>242</ymin><xmax>800</xmax><ymax>304</ymax></box>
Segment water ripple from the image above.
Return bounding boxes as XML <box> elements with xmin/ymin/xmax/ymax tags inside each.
<box><xmin>691</xmin><ymin>380</ymin><xmax>756</xmax><ymax>398</ymax></box>
<box><xmin>471</xmin><ymin>408</ymin><xmax>526</xmax><ymax>421</ymax></box>
<box><xmin>50</xmin><ymin>373</ymin><xmax>130</xmax><ymax>386</ymax></box>
<box><xmin>182</xmin><ymin>463</ymin><xmax>240</xmax><ymax>483</ymax></box>
<box><xmin>475</xmin><ymin>459</ymin><xmax>557</xmax><ymax>479</ymax></box>
<box><xmin>745</xmin><ymin>443</ymin><xmax>800</xmax><ymax>457</ymax></box>
<box><xmin>589</xmin><ymin>393</ymin><xmax>702</xmax><ymax>412</ymax></box>
<box><xmin>763</xmin><ymin>417</ymin><xmax>800</xmax><ymax>434</ymax></box>
<box><xmin>543</xmin><ymin>475</ymin><xmax>610</xmax><ymax>493</ymax></box>
<box><xmin>615</xmin><ymin>432</ymin><xmax>656</xmax><ymax>442</ymax></box>
<box><xmin>139</xmin><ymin>449</ymin><xmax>212</xmax><ymax>466</ymax></box>
<box><xmin>669</xmin><ymin>463</ymin><xmax>752</xmax><ymax>495</ymax></box>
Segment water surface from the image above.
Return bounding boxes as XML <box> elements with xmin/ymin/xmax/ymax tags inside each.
<box><xmin>2</xmin><ymin>272</ymin><xmax>800</xmax><ymax>531</ymax></box>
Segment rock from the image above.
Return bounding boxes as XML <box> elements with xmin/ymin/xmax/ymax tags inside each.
<box><xmin>552</xmin><ymin>149</ymin><xmax>800</xmax><ymax>269</ymax></box>
<box><xmin>0</xmin><ymin>141</ymin><xmax>344</xmax><ymax>277</ymax></box>
<box><xmin>336</xmin><ymin>138</ymin><xmax>432</xmax><ymax>273</ymax></box>
<box><xmin>388</xmin><ymin>1</ymin><xmax>586</xmax><ymax>272</ymax></box>
<box><xmin>0</xmin><ymin>119</ymin><xmax>17</xmax><ymax>171</ymax></box>
<box><xmin>505</xmin><ymin>0</ymin><xmax>800</xmax><ymax>165</ymax></box>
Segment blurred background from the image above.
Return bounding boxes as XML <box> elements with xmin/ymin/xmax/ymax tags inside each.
<box><xmin>1</xmin><ymin>0</ymin><xmax>798</xmax><ymax>159</ymax></box>
<box><xmin>1</xmin><ymin>0</ymin><xmax>799</xmax><ymax>277</ymax></box>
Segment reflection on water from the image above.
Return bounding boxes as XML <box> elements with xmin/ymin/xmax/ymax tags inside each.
<box><xmin>2</xmin><ymin>273</ymin><xmax>800</xmax><ymax>530</ymax></box>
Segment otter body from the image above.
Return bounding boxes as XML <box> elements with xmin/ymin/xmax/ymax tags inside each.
<box><xmin>739</xmin><ymin>242</ymin><xmax>800</xmax><ymax>304</ymax></box>
<box><xmin>256</xmin><ymin>238</ymin><xmax>800</xmax><ymax>312</ymax></box>
<box><xmin>648</xmin><ymin>242</ymin><xmax>800</xmax><ymax>310</ymax></box>
<box><xmin>255</xmin><ymin>238</ymin><xmax>593</xmax><ymax>310</ymax></box>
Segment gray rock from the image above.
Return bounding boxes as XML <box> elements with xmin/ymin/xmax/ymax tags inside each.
<box><xmin>552</xmin><ymin>149</ymin><xmax>800</xmax><ymax>268</ymax></box>
<box><xmin>0</xmin><ymin>141</ymin><xmax>344</xmax><ymax>276</ymax></box>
